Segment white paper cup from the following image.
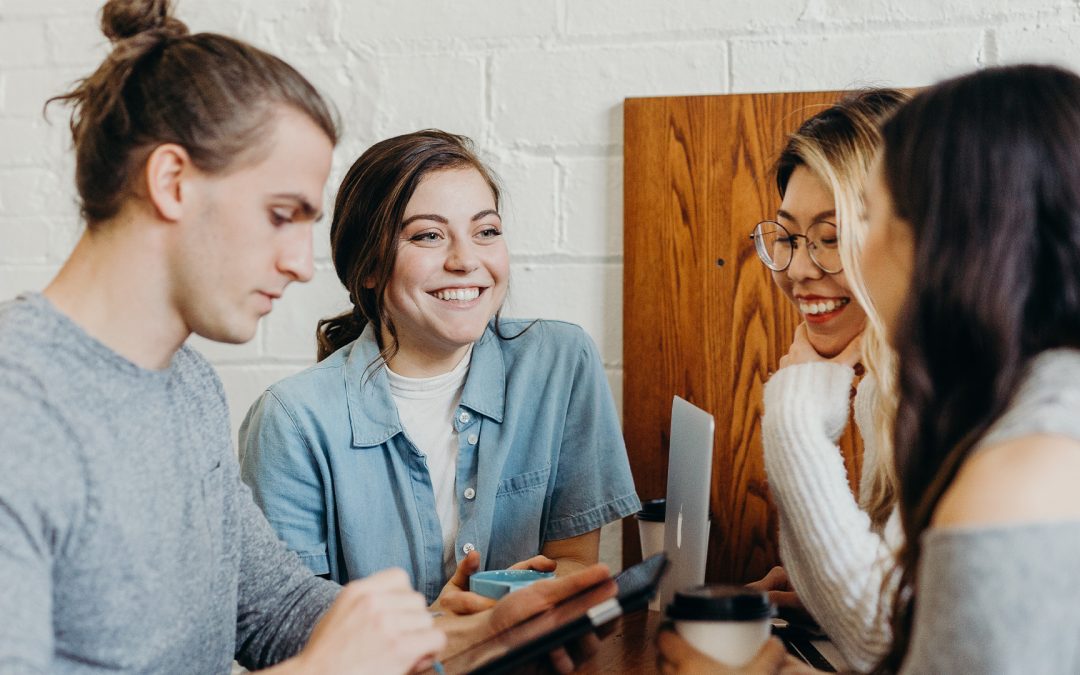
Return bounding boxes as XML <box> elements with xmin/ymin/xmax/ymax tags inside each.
<box><xmin>637</xmin><ymin>519</ymin><xmax>665</xmax><ymax>560</ymax></box>
<box><xmin>667</xmin><ymin>585</ymin><xmax>776</xmax><ymax>668</ymax></box>
<box><xmin>635</xmin><ymin>498</ymin><xmax>666</xmax><ymax>611</ymax></box>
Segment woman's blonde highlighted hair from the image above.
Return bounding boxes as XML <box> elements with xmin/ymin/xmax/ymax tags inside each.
<box><xmin>775</xmin><ymin>89</ymin><xmax>909</xmax><ymax>529</ymax></box>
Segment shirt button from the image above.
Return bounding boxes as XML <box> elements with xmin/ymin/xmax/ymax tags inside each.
<box><xmin>467</xmin><ymin>434</ymin><xmax>478</xmax><ymax>445</ymax></box>
<box><xmin>458</xmin><ymin>411</ymin><xmax>471</xmax><ymax>424</ymax></box>
<box><xmin>462</xmin><ymin>542</ymin><xmax>476</xmax><ymax>554</ymax></box>
<box><xmin>464</xmin><ymin>487</ymin><xmax>476</xmax><ymax>500</ymax></box>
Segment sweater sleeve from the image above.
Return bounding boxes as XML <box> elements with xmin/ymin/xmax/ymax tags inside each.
<box><xmin>762</xmin><ymin>363</ymin><xmax>896</xmax><ymax>672</ymax></box>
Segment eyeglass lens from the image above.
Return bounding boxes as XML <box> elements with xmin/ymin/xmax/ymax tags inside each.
<box><xmin>752</xmin><ymin>221</ymin><xmax>841</xmax><ymax>273</ymax></box>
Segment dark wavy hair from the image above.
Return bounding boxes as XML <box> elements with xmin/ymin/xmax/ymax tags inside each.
<box><xmin>878</xmin><ymin>64</ymin><xmax>1080</xmax><ymax>671</ymax></box>
<box><xmin>317</xmin><ymin>130</ymin><xmax>525</xmax><ymax>364</ymax></box>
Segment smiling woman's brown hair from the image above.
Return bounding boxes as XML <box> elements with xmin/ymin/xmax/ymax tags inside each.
<box><xmin>48</xmin><ymin>0</ymin><xmax>337</xmax><ymax>229</ymax></box>
<box><xmin>316</xmin><ymin>130</ymin><xmax>502</xmax><ymax>363</ymax></box>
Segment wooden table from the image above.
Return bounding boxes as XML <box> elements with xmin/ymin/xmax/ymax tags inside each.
<box><xmin>574</xmin><ymin>610</ymin><xmax>848</xmax><ymax>673</ymax></box>
<box><xmin>577</xmin><ymin>610</ymin><xmax>662</xmax><ymax>674</ymax></box>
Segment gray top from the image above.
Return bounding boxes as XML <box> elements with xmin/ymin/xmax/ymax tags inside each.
<box><xmin>902</xmin><ymin>348</ymin><xmax>1080</xmax><ymax>674</ymax></box>
<box><xmin>0</xmin><ymin>294</ymin><xmax>339</xmax><ymax>674</ymax></box>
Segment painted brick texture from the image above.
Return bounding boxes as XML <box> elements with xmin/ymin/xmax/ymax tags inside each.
<box><xmin>2</xmin><ymin>0</ymin><xmax>1076</xmax><ymax>570</ymax></box>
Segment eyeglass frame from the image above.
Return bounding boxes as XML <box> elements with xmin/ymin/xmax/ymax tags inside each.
<box><xmin>748</xmin><ymin>219</ymin><xmax>844</xmax><ymax>274</ymax></box>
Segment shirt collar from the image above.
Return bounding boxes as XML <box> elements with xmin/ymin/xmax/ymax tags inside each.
<box><xmin>460</xmin><ymin>323</ymin><xmax>505</xmax><ymax>424</ymax></box>
<box><xmin>344</xmin><ymin>322</ymin><xmax>506</xmax><ymax>447</ymax></box>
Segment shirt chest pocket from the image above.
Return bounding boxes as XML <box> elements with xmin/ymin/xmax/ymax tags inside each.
<box><xmin>489</xmin><ymin>465</ymin><xmax>552</xmax><ymax>565</ymax></box>
<box><xmin>495</xmin><ymin>465</ymin><xmax>551</xmax><ymax>498</ymax></box>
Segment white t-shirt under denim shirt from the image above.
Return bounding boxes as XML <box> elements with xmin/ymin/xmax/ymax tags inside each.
<box><xmin>386</xmin><ymin>347</ymin><xmax>472</xmax><ymax>580</ymax></box>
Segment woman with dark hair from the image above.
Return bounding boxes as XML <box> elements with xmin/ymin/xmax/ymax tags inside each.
<box><xmin>239</xmin><ymin>129</ymin><xmax>639</xmax><ymax>614</ymax></box>
<box><xmin>866</xmin><ymin>63</ymin><xmax>1080</xmax><ymax>673</ymax></box>
<box><xmin>661</xmin><ymin>64</ymin><xmax>1080</xmax><ymax>674</ymax></box>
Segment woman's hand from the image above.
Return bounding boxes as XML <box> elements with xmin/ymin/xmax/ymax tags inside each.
<box><xmin>779</xmin><ymin>324</ymin><xmax>862</xmax><ymax>370</ymax></box>
<box><xmin>746</xmin><ymin>566</ymin><xmax>804</xmax><ymax>614</ymax></box>
<box><xmin>657</xmin><ymin>629</ymin><xmax>805</xmax><ymax>674</ymax></box>
<box><xmin>746</xmin><ymin>566</ymin><xmax>817</xmax><ymax>627</ymax></box>
<box><xmin>432</xmin><ymin>550</ymin><xmax>558</xmax><ymax>615</ymax></box>
<box><xmin>436</xmin><ymin>564</ymin><xmax>614</xmax><ymax>673</ymax></box>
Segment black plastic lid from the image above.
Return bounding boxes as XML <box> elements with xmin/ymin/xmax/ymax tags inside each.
<box><xmin>634</xmin><ymin>498</ymin><xmax>666</xmax><ymax>522</ymax></box>
<box><xmin>666</xmin><ymin>585</ymin><xmax>776</xmax><ymax>621</ymax></box>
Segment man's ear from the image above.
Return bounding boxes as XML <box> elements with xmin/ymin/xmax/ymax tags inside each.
<box><xmin>143</xmin><ymin>143</ymin><xmax>194</xmax><ymax>222</ymax></box>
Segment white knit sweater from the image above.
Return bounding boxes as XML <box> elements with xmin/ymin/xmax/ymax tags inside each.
<box><xmin>762</xmin><ymin>362</ymin><xmax>903</xmax><ymax>673</ymax></box>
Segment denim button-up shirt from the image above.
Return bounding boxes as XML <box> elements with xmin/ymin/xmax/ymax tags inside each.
<box><xmin>239</xmin><ymin>319</ymin><xmax>640</xmax><ymax>603</ymax></box>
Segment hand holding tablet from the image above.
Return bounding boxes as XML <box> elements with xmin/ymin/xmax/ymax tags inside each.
<box><xmin>439</xmin><ymin>554</ymin><xmax>668</xmax><ymax>674</ymax></box>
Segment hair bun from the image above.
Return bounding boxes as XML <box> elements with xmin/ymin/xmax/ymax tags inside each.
<box><xmin>100</xmin><ymin>0</ymin><xmax>188</xmax><ymax>43</ymax></box>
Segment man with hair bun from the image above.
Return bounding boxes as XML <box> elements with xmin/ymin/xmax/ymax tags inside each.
<box><xmin>0</xmin><ymin>1</ymin><xmax>610</xmax><ymax>673</ymax></box>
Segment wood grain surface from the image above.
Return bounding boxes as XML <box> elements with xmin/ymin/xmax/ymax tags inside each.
<box><xmin>622</xmin><ymin>91</ymin><xmax>864</xmax><ymax>584</ymax></box>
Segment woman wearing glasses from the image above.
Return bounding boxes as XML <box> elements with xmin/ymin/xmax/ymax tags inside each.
<box><xmin>746</xmin><ymin>89</ymin><xmax>907</xmax><ymax>672</ymax></box>
<box><xmin>665</xmin><ymin>63</ymin><xmax>1080</xmax><ymax>675</ymax></box>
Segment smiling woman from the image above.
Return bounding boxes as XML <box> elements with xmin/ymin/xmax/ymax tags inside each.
<box><xmin>745</xmin><ymin>90</ymin><xmax>910</xmax><ymax>672</ymax></box>
<box><xmin>762</xmin><ymin>165</ymin><xmax>863</xmax><ymax>356</ymax></box>
<box><xmin>381</xmin><ymin>167</ymin><xmax>509</xmax><ymax>375</ymax></box>
<box><xmin>238</xmin><ymin>129</ymin><xmax>640</xmax><ymax>614</ymax></box>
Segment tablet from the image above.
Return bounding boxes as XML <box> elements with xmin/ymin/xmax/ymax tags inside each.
<box><xmin>440</xmin><ymin>553</ymin><xmax>668</xmax><ymax>675</ymax></box>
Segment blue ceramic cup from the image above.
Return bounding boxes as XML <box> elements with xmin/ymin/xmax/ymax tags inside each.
<box><xmin>469</xmin><ymin>569</ymin><xmax>555</xmax><ymax>600</ymax></box>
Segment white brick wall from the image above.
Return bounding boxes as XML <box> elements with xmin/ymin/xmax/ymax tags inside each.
<box><xmin>2</xmin><ymin>0</ymin><xmax>1075</xmax><ymax>571</ymax></box>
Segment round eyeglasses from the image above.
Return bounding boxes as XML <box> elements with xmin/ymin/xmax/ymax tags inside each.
<box><xmin>749</xmin><ymin>220</ymin><xmax>843</xmax><ymax>274</ymax></box>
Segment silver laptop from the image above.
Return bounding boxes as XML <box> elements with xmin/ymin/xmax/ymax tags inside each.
<box><xmin>657</xmin><ymin>395</ymin><xmax>715</xmax><ymax>612</ymax></box>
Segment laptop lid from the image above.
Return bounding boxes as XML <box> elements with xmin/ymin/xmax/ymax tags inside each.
<box><xmin>658</xmin><ymin>395</ymin><xmax>715</xmax><ymax>611</ymax></box>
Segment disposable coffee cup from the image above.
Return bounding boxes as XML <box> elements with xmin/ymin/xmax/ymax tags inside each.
<box><xmin>634</xmin><ymin>498</ymin><xmax>666</xmax><ymax>610</ymax></box>
<box><xmin>666</xmin><ymin>585</ymin><xmax>776</xmax><ymax>668</ymax></box>
<box><xmin>635</xmin><ymin>498</ymin><xmax>666</xmax><ymax>557</ymax></box>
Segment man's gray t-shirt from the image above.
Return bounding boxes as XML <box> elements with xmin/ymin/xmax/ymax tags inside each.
<box><xmin>0</xmin><ymin>293</ymin><xmax>339</xmax><ymax>673</ymax></box>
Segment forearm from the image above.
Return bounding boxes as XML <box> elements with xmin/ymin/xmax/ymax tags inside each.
<box><xmin>550</xmin><ymin>556</ymin><xmax>590</xmax><ymax>577</ymax></box>
<box><xmin>777</xmin><ymin>513</ymin><xmax>896</xmax><ymax>671</ymax></box>
<box><xmin>234</xmin><ymin>485</ymin><xmax>340</xmax><ymax>669</ymax></box>
<box><xmin>763</xmin><ymin>363</ymin><xmax>895</xmax><ymax>670</ymax></box>
<box><xmin>542</xmin><ymin>529</ymin><xmax>600</xmax><ymax>577</ymax></box>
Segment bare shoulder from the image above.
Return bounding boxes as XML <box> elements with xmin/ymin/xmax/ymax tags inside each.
<box><xmin>933</xmin><ymin>434</ymin><xmax>1080</xmax><ymax>528</ymax></box>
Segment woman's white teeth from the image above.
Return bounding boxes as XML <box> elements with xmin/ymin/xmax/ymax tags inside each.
<box><xmin>799</xmin><ymin>298</ymin><xmax>849</xmax><ymax>315</ymax></box>
<box><xmin>433</xmin><ymin>288</ymin><xmax>480</xmax><ymax>301</ymax></box>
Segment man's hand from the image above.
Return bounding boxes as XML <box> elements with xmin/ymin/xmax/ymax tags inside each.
<box><xmin>433</xmin><ymin>550</ymin><xmax>558</xmax><ymax>615</ymax></box>
<box><xmin>283</xmin><ymin>568</ymin><xmax>445</xmax><ymax>675</ymax></box>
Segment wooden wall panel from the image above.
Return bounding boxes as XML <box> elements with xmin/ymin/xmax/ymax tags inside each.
<box><xmin>622</xmin><ymin>92</ymin><xmax>865</xmax><ymax>583</ymax></box>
